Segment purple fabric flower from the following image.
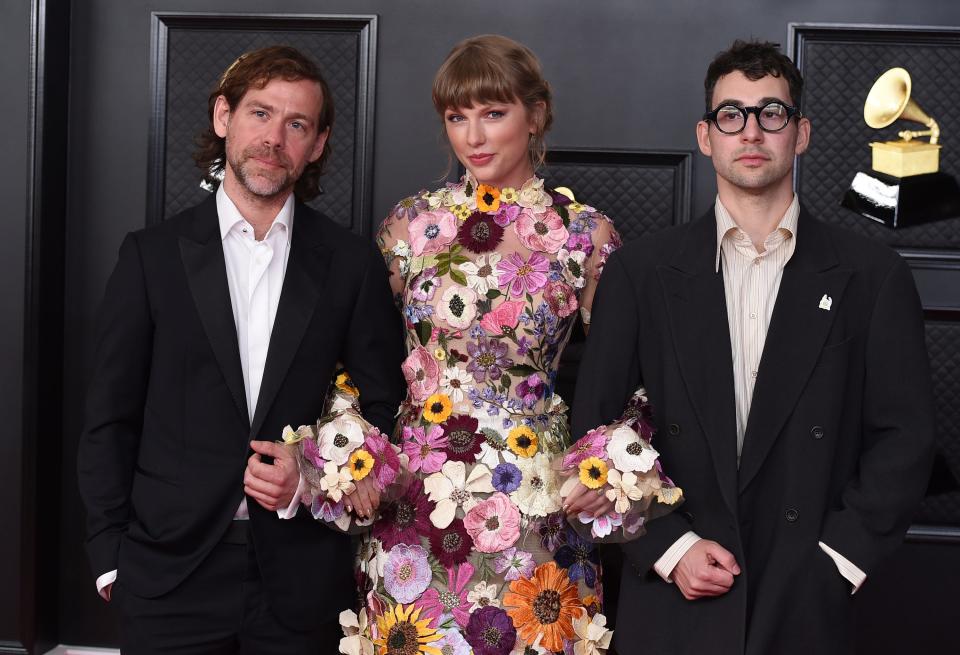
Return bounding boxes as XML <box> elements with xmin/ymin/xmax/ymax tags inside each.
<box><xmin>310</xmin><ymin>496</ymin><xmax>344</xmax><ymax>523</ymax></box>
<box><xmin>464</xmin><ymin>606</ymin><xmax>517</xmax><ymax>655</ymax></box>
<box><xmin>466</xmin><ymin>338</ymin><xmax>512</xmax><ymax>383</ymax></box>
<box><xmin>515</xmin><ymin>373</ymin><xmax>546</xmax><ymax>408</ymax></box>
<box><xmin>493</xmin><ymin>546</ymin><xmax>535</xmax><ymax>581</ymax></box>
<box><xmin>493</xmin><ymin>204</ymin><xmax>521</xmax><ymax>227</ymax></box>
<box><xmin>491</xmin><ymin>462</ymin><xmax>522</xmax><ymax>493</ymax></box>
<box><xmin>372</xmin><ymin>478</ymin><xmax>433</xmax><ymax>550</ymax></box>
<box><xmin>364</xmin><ymin>429</ymin><xmax>400</xmax><ymax>489</ymax></box>
<box><xmin>497</xmin><ymin>251</ymin><xmax>550</xmax><ymax>297</ymax></box>
<box><xmin>561</xmin><ymin>428</ymin><xmax>607</xmax><ymax>471</ymax></box>
<box><xmin>409</xmin><ymin>266</ymin><xmax>441</xmax><ymax>301</ymax></box>
<box><xmin>554</xmin><ymin>527</ymin><xmax>601</xmax><ymax>588</ymax></box>
<box><xmin>302</xmin><ymin>437</ymin><xmax>325</xmax><ymax>469</ymax></box>
<box><xmin>537</xmin><ymin>512</ymin><xmax>568</xmax><ymax>552</ymax></box>
<box><xmin>549</xmin><ymin>189</ymin><xmax>573</xmax><ymax>206</ymax></box>
<box><xmin>565</xmin><ymin>231</ymin><xmax>593</xmax><ymax>254</ymax></box>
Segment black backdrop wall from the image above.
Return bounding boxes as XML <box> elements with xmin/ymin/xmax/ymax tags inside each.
<box><xmin>3</xmin><ymin>0</ymin><xmax>960</xmax><ymax>652</ymax></box>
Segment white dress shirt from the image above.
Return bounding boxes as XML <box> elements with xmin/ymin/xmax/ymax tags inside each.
<box><xmin>652</xmin><ymin>196</ymin><xmax>866</xmax><ymax>594</ymax></box>
<box><xmin>97</xmin><ymin>186</ymin><xmax>301</xmax><ymax>597</ymax></box>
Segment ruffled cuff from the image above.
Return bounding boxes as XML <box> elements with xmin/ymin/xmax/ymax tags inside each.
<box><xmin>559</xmin><ymin>387</ymin><xmax>683</xmax><ymax>542</ymax></box>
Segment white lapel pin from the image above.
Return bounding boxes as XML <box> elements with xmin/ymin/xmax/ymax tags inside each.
<box><xmin>819</xmin><ymin>294</ymin><xmax>833</xmax><ymax>311</ymax></box>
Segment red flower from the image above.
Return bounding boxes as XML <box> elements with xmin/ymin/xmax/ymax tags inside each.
<box><xmin>441</xmin><ymin>415</ymin><xmax>484</xmax><ymax>462</ymax></box>
<box><xmin>458</xmin><ymin>211</ymin><xmax>505</xmax><ymax>254</ymax></box>
<box><xmin>373</xmin><ymin>478</ymin><xmax>433</xmax><ymax>550</ymax></box>
<box><xmin>428</xmin><ymin>518</ymin><xmax>473</xmax><ymax>567</ymax></box>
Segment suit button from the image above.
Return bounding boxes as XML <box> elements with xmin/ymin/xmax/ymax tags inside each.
<box><xmin>668</xmin><ymin>423</ymin><xmax>681</xmax><ymax>436</ymax></box>
<box><xmin>811</xmin><ymin>426</ymin><xmax>825</xmax><ymax>440</ymax></box>
<box><xmin>785</xmin><ymin>508</ymin><xmax>799</xmax><ymax>522</ymax></box>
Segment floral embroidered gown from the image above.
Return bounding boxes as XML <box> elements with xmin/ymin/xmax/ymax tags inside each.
<box><xmin>362</xmin><ymin>174</ymin><xmax>621</xmax><ymax>655</ymax></box>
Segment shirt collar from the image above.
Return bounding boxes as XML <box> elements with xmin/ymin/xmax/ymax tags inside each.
<box><xmin>216</xmin><ymin>184</ymin><xmax>295</xmax><ymax>244</ymax></box>
<box><xmin>714</xmin><ymin>194</ymin><xmax>799</xmax><ymax>272</ymax></box>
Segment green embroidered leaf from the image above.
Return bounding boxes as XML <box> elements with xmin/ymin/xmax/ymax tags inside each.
<box><xmin>436</xmin><ymin>260</ymin><xmax>450</xmax><ymax>277</ymax></box>
<box><xmin>506</xmin><ymin>364</ymin><xmax>538</xmax><ymax>377</ymax></box>
<box><xmin>449</xmin><ymin>268</ymin><xmax>467</xmax><ymax>286</ymax></box>
<box><xmin>415</xmin><ymin>321</ymin><xmax>432</xmax><ymax>346</ymax></box>
<box><xmin>451</xmin><ymin>254</ymin><xmax>470</xmax><ymax>265</ymax></box>
<box><xmin>486</xmin><ymin>289</ymin><xmax>501</xmax><ymax>300</ymax></box>
<box><xmin>557</xmin><ymin>204</ymin><xmax>570</xmax><ymax>227</ymax></box>
<box><xmin>500</xmin><ymin>373</ymin><xmax>512</xmax><ymax>389</ymax></box>
<box><xmin>465</xmin><ymin>181</ymin><xmax>474</xmax><ymax>196</ymax></box>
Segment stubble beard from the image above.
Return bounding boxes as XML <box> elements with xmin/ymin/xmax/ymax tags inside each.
<box><xmin>718</xmin><ymin>146</ymin><xmax>793</xmax><ymax>192</ymax></box>
<box><xmin>228</xmin><ymin>145</ymin><xmax>300</xmax><ymax>200</ymax></box>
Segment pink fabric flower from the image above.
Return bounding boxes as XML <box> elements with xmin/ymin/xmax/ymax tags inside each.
<box><xmin>409</xmin><ymin>210</ymin><xmax>458</xmax><ymax>255</ymax></box>
<box><xmin>497</xmin><ymin>252</ymin><xmax>550</xmax><ymax>297</ymax></box>
<box><xmin>402</xmin><ymin>346</ymin><xmax>440</xmax><ymax>402</ymax></box>
<box><xmin>562</xmin><ymin>428</ymin><xmax>608</xmax><ymax>470</ymax></box>
<box><xmin>545</xmin><ymin>279</ymin><xmax>578</xmax><ymax>318</ymax></box>
<box><xmin>493</xmin><ymin>204</ymin><xmax>521</xmax><ymax>227</ymax></box>
<box><xmin>463</xmin><ymin>492</ymin><xmax>520</xmax><ymax>553</ymax></box>
<box><xmin>417</xmin><ymin>562</ymin><xmax>476</xmax><ymax>627</ymax></box>
<box><xmin>364</xmin><ymin>428</ymin><xmax>400</xmax><ymax>489</ymax></box>
<box><xmin>514</xmin><ymin>208</ymin><xmax>569</xmax><ymax>253</ymax></box>
<box><xmin>402</xmin><ymin>425</ymin><xmax>449</xmax><ymax>474</ymax></box>
<box><xmin>383</xmin><ymin>544</ymin><xmax>432</xmax><ymax>603</ymax></box>
<box><xmin>302</xmin><ymin>437</ymin><xmax>325</xmax><ymax>469</ymax></box>
<box><xmin>479</xmin><ymin>300</ymin><xmax>526</xmax><ymax>335</ymax></box>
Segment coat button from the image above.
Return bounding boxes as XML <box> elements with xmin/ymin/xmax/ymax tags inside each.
<box><xmin>785</xmin><ymin>508</ymin><xmax>799</xmax><ymax>522</ymax></box>
<box><xmin>811</xmin><ymin>426</ymin><xmax>825</xmax><ymax>439</ymax></box>
<box><xmin>668</xmin><ymin>423</ymin><xmax>681</xmax><ymax>436</ymax></box>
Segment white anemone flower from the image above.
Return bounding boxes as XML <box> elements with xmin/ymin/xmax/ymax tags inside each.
<box><xmin>459</xmin><ymin>253</ymin><xmax>502</xmax><ymax>294</ymax></box>
<box><xmin>440</xmin><ymin>367</ymin><xmax>475</xmax><ymax>409</ymax></box>
<box><xmin>318</xmin><ymin>415</ymin><xmax>366</xmax><ymax>466</ymax></box>
<box><xmin>320</xmin><ymin>461</ymin><xmax>355</xmax><ymax>503</ymax></box>
<box><xmin>423</xmin><ymin>460</ymin><xmax>494</xmax><ymax>528</ymax></box>
<box><xmin>510</xmin><ymin>452</ymin><xmax>561</xmax><ymax>517</ymax></box>
<box><xmin>338</xmin><ymin>608</ymin><xmax>373</xmax><ymax>655</ymax></box>
<box><xmin>607</xmin><ymin>425</ymin><xmax>659</xmax><ymax>473</ymax></box>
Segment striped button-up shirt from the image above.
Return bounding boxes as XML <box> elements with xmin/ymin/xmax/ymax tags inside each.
<box><xmin>715</xmin><ymin>194</ymin><xmax>799</xmax><ymax>460</ymax></box>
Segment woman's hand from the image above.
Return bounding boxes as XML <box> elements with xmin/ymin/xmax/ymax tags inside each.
<box><xmin>344</xmin><ymin>474</ymin><xmax>381</xmax><ymax>519</ymax></box>
<box><xmin>563</xmin><ymin>480</ymin><xmax>616</xmax><ymax>518</ymax></box>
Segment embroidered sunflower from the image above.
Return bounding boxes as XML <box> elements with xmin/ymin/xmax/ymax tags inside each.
<box><xmin>335</xmin><ymin>370</ymin><xmax>359</xmax><ymax>397</ymax></box>
<box><xmin>503</xmin><ymin>561</ymin><xmax>581</xmax><ymax>652</ymax></box>
<box><xmin>349</xmin><ymin>448</ymin><xmax>373</xmax><ymax>481</ymax></box>
<box><xmin>476</xmin><ymin>184</ymin><xmax>501</xmax><ymax>212</ymax></box>
<box><xmin>578</xmin><ymin>457</ymin><xmax>608</xmax><ymax>489</ymax></box>
<box><xmin>507</xmin><ymin>426</ymin><xmax>539</xmax><ymax>458</ymax></box>
<box><xmin>373</xmin><ymin>603</ymin><xmax>443</xmax><ymax>655</ymax></box>
<box><xmin>422</xmin><ymin>393</ymin><xmax>453</xmax><ymax>423</ymax></box>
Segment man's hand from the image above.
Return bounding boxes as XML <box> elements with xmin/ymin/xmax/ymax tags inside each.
<box><xmin>564</xmin><ymin>481</ymin><xmax>616</xmax><ymax>518</ymax></box>
<box><xmin>671</xmin><ymin>539</ymin><xmax>741</xmax><ymax>600</ymax></box>
<box><xmin>344</xmin><ymin>474</ymin><xmax>381</xmax><ymax>519</ymax></box>
<box><xmin>245</xmin><ymin>440</ymin><xmax>300</xmax><ymax>511</ymax></box>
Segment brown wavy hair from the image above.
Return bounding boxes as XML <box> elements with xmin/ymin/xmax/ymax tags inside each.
<box><xmin>193</xmin><ymin>45</ymin><xmax>335</xmax><ymax>202</ymax></box>
<box><xmin>432</xmin><ymin>35</ymin><xmax>553</xmax><ymax>170</ymax></box>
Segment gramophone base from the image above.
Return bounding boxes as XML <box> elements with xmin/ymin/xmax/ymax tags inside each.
<box><xmin>869</xmin><ymin>141</ymin><xmax>940</xmax><ymax>177</ymax></box>
<box><xmin>841</xmin><ymin>170</ymin><xmax>960</xmax><ymax>229</ymax></box>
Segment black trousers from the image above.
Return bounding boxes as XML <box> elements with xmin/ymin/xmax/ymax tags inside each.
<box><xmin>116</xmin><ymin>524</ymin><xmax>342</xmax><ymax>654</ymax></box>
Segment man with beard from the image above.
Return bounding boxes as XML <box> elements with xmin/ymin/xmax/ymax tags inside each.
<box><xmin>77</xmin><ymin>46</ymin><xmax>405</xmax><ymax>653</ymax></box>
<box><xmin>572</xmin><ymin>40</ymin><xmax>934</xmax><ymax>654</ymax></box>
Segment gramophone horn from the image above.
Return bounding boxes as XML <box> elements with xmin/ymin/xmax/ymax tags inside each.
<box><xmin>864</xmin><ymin>67</ymin><xmax>939</xmax><ymax>144</ymax></box>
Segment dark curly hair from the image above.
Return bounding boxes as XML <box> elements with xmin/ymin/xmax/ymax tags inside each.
<box><xmin>193</xmin><ymin>45</ymin><xmax>335</xmax><ymax>202</ymax></box>
<box><xmin>704</xmin><ymin>40</ymin><xmax>804</xmax><ymax>112</ymax></box>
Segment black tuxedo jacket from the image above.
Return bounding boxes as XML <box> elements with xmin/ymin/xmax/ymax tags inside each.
<box><xmin>572</xmin><ymin>206</ymin><xmax>934</xmax><ymax>655</ymax></box>
<box><xmin>77</xmin><ymin>194</ymin><xmax>405</xmax><ymax>629</ymax></box>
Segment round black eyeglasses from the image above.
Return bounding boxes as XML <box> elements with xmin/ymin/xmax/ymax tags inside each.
<box><xmin>702</xmin><ymin>102</ymin><xmax>802</xmax><ymax>134</ymax></box>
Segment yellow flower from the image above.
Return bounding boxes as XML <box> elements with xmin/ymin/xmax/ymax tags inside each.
<box><xmin>657</xmin><ymin>486</ymin><xmax>684</xmax><ymax>505</ymax></box>
<box><xmin>451</xmin><ymin>203</ymin><xmax>472</xmax><ymax>220</ymax></box>
<box><xmin>569</xmin><ymin>201</ymin><xmax>587</xmax><ymax>213</ymax></box>
<box><xmin>373</xmin><ymin>603</ymin><xmax>442</xmax><ymax>655</ymax></box>
<box><xmin>348</xmin><ymin>448</ymin><xmax>373</xmax><ymax>481</ymax></box>
<box><xmin>553</xmin><ymin>186</ymin><xmax>577</xmax><ymax>202</ymax></box>
<box><xmin>500</xmin><ymin>187</ymin><xmax>518</xmax><ymax>203</ymax></box>
<box><xmin>422</xmin><ymin>393</ymin><xmax>453</xmax><ymax>423</ymax></box>
<box><xmin>508</xmin><ymin>426</ymin><xmax>539</xmax><ymax>458</ymax></box>
<box><xmin>335</xmin><ymin>371</ymin><xmax>359</xmax><ymax>397</ymax></box>
<box><xmin>578</xmin><ymin>457</ymin><xmax>609</xmax><ymax>489</ymax></box>
<box><xmin>433</xmin><ymin>347</ymin><xmax>446</xmax><ymax>361</ymax></box>
<box><xmin>476</xmin><ymin>184</ymin><xmax>501</xmax><ymax>212</ymax></box>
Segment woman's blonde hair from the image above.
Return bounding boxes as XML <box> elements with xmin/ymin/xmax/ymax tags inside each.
<box><xmin>432</xmin><ymin>35</ymin><xmax>553</xmax><ymax>169</ymax></box>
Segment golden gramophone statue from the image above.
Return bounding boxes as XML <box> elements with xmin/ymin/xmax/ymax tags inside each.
<box><xmin>842</xmin><ymin>67</ymin><xmax>960</xmax><ymax>228</ymax></box>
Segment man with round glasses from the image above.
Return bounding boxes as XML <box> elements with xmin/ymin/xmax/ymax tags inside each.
<box><xmin>573</xmin><ymin>39</ymin><xmax>933</xmax><ymax>654</ymax></box>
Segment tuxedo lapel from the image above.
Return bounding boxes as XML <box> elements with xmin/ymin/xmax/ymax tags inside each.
<box><xmin>248</xmin><ymin>203</ymin><xmax>331</xmax><ymax>441</ymax></box>
<box><xmin>178</xmin><ymin>196</ymin><xmax>249</xmax><ymax>424</ymax></box>
<box><xmin>738</xmin><ymin>210</ymin><xmax>851</xmax><ymax>493</ymax></box>
<box><xmin>658</xmin><ymin>211</ymin><xmax>740</xmax><ymax>516</ymax></box>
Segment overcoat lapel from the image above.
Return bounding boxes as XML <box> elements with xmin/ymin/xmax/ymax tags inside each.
<box><xmin>738</xmin><ymin>210</ymin><xmax>851</xmax><ymax>493</ymax></box>
<box><xmin>248</xmin><ymin>203</ymin><xmax>331</xmax><ymax>441</ymax></box>
<box><xmin>658</xmin><ymin>210</ymin><xmax>740</xmax><ymax>516</ymax></box>
<box><xmin>178</xmin><ymin>195</ymin><xmax>249</xmax><ymax>424</ymax></box>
